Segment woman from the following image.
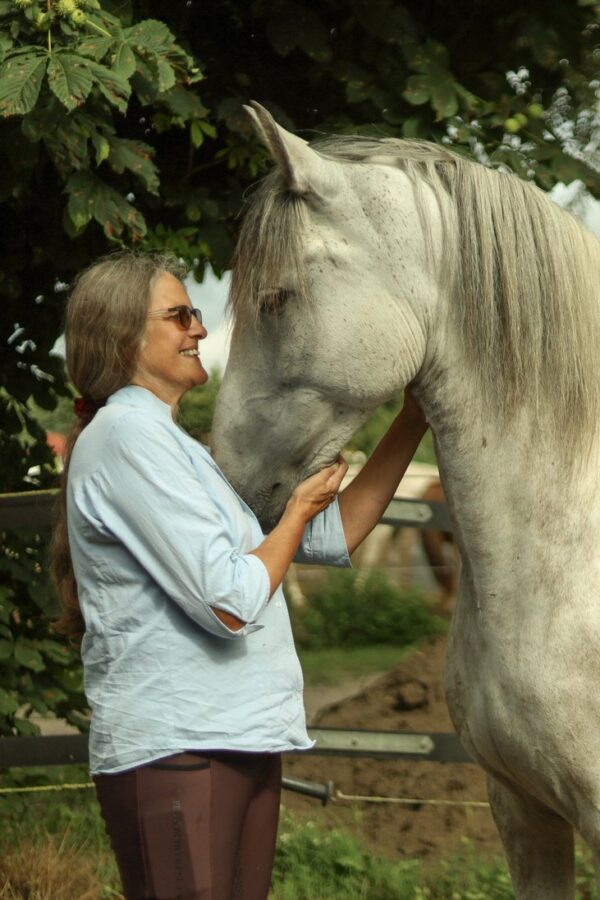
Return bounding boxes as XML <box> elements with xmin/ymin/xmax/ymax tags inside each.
<box><xmin>51</xmin><ymin>250</ymin><xmax>427</xmax><ymax>900</ymax></box>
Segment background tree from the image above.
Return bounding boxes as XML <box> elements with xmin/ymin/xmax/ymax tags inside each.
<box><xmin>0</xmin><ymin>0</ymin><xmax>206</xmax><ymax>733</ymax></box>
<box><xmin>1</xmin><ymin>0</ymin><xmax>599</xmax><ymax>733</ymax></box>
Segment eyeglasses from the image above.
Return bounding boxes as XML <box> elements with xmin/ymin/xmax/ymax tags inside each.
<box><xmin>147</xmin><ymin>306</ymin><xmax>203</xmax><ymax>330</ymax></box>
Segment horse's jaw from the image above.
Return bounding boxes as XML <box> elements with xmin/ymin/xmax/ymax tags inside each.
<box><xmin>212</xmin><ymin>385</ymin><xmax>372</xmax><ymax>530</ymax></box>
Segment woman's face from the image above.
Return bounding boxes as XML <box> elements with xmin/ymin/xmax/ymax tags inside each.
<box><xmin>133</xmin><ymin>272</ymin><xmax>208</xmax><ymax>406</ymax></box>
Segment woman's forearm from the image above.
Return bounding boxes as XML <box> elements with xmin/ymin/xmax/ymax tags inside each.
<box><xmin>338</xmin><ymin>402</ymin><xmax>428</xmax><ymax>555</ymax></box>
<box><xmin>247</xmin><ymin>459</ymin><xmax>347</xmax><ymax>597</ymax></box>
<box><xmin>248</xmin><ymin>501</ymin><xmax>308</xmax><ymax>596</ymax></box>
<box><xmin>210</xmin><ymin>505</ymin><xmax>307</xmax><ymax>630</ymax></box>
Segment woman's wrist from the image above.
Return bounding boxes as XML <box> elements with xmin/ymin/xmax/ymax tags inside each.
<box><xmin>283</xmin><ymin>493</ymin><xmax>311</xmax><ymax>527</ymax></box>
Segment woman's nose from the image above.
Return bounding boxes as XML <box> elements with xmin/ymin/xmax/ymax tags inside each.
<box><xmin>190</xmin><ymin>321</ymin><xmax>207</xmax><ymax>339</ymax></box>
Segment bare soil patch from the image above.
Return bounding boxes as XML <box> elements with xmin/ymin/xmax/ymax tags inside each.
<box><xmin>283</xmin><ymin>635</ymin><xmax>503</xmax><ymax>863</ymax></box>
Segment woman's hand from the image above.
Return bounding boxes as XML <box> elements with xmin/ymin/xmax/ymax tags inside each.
<box><xmin>286</xmin><ymin>457</ymin><xmax>349</xmax><ymax>524</ymax></box>
<box><xmin>248</xmin><ymin>457</ymin><xmax>348</xmax><ymax>596</ymax></box>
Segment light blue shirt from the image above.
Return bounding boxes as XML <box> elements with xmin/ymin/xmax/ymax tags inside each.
<box><xmin>67</xmin><ymin>385</ymin><xmax>350</xmax><ymax>774</ymax></box>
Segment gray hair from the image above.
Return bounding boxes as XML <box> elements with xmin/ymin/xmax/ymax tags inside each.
<box><xmin>66</xmin><ymin>249</ymin><xmax>187</xmax><ymax>400</ymax></box>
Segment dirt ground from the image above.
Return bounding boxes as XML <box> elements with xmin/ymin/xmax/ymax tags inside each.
<box><xmin>283</xmin><ymin>635</ymin><xmax>504</xmax><ymax>863</ymax></box>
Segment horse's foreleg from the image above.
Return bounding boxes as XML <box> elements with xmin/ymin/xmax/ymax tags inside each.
<box><xmin>487</xmin><ymin>774</ymin><xmax>574</xmax><ymax>899</ymax></box>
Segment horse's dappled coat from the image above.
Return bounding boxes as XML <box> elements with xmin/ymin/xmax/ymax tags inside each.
<box><xmin>213</xmin><ymin>103</ymin><xmax>600</xmax><ymax>899</ymax></box>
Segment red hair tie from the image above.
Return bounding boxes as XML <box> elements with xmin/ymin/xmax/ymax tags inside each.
<box><xmin>74</xmin><ymin>396</ymin><xmax>104</xmax><ymax>419</ymax></box>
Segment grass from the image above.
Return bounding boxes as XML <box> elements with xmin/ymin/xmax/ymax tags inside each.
<box><xmin>0</xmin><ymin>775</ymin><xmax>597</xmax><ymax>899</ymax></box>
<box><xmin>0</xmin><ymin>769</ymin><xmax>121</xmax><ymax>898</ymax></box>
<box><xmin>272</xmin><ymin>811</ymin><xmax>598</xmax><ymax>899</ymax></box>
<box><xmin>297</xmin><ymin>643</ymin><xmax>417</xmax><ymax>686</ymax></box>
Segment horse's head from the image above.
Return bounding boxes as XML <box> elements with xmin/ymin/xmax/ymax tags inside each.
<box><xmin>213</xmin><ymin>104</ymin><xmax>446</xmax><ymax>527</ymax></box>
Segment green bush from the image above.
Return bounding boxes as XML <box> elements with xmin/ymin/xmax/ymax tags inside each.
<box><xmin>292</xmin><ymin>569</ymin><xmax>445</xmax><ymax>650</ymax></box>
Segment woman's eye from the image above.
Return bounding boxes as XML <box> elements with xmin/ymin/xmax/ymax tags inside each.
<box><xmin>259</xmin><ymin>288</ymin><xmax>290</xmax><ymax>316</ymax></box>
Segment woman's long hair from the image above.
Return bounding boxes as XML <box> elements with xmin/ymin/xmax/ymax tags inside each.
<box><xmin>50</xmin><ymin>250</ymin><xmax>186</xmax><ymax>639</ymax></box>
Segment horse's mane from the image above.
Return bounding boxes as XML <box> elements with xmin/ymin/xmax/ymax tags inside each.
<box><xmin>231</xmin><ymin>136</ymin><xmax>600</xmax><ymax>453</ymax></box>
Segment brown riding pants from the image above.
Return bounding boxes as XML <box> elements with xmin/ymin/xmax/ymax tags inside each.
<box><xmin>94</xmin><ymin>751</ymin><xmax>282</xmax><ymax>900</ymax></box>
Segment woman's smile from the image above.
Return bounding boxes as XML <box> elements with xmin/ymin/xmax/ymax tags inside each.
<box><xmin>133</xmin><ymin>272</ymin><xmax>209</xmax><ymax>408</ymax></box>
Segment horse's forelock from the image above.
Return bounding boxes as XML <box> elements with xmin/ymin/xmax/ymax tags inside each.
<box><xmin>229</xmin><ymin>174</ymin><xmax>311</xmax><ymax>326</ymax></box>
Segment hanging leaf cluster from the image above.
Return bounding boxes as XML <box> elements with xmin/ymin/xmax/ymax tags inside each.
<box><xmin>0</xmin><ymin>0</ymin><xmax>205</xmax><ymax>239</ymax></box>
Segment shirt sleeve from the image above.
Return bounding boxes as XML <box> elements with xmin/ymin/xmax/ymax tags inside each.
<box><xmin>75</xmin><ymin>412</ymin><xmax>271</xmax><ymax>640</ymax></box>
<box><xmin>294</xmin><ymin>498</ymin><xmax>352</xmax><ymax>567</ymax></box>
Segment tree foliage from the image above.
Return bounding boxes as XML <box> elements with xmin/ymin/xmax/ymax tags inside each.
<box><xmin>1</xmin><ymin>0</ymin><xmax>600</xmax><ymax>733</ymax></box>
<box><xmin>0</xmin><ymin>0</ymin><xmax>205</xmax><ymax>734</ymax></box>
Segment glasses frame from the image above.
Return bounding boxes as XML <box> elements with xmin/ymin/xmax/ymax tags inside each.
<box><xmin>147</xmin><ymin>305</ymin><xmax>203</xmax><ymax>330</ymax></box>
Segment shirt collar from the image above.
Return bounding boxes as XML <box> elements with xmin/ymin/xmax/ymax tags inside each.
<box><xmin>107</xmin><ymin>385</ymin><xmax>174</xmax><ymax>423</ymax></box>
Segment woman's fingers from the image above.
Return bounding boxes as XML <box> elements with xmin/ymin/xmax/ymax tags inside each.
<box><xmin>293</xmin><ymin>457</ymin><xmax>348</xmax><ymax>508</ymax></box>
<box><xmin>325</xmin><ymin>458</ymin><xmax>348</xmax><ymax>492</ymax></box>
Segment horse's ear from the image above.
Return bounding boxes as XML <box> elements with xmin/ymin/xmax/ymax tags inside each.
<box><xmin>244</xmin><ymin>101</ymin><xmax>334</xmax><ymax>197</ymax></box>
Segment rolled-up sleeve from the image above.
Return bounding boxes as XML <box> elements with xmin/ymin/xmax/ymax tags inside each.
<box><xmin>294</xmin><ymin>498</ymin><xmax>351</xmax><ymax>567</ymax></box>
<box><xmin>74</xmin><ymin>413</ymin><xmax>271</xmax><ymax>639</ymax></box>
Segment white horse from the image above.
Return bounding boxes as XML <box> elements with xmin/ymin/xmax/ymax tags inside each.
<box><xmin>212</xmin><ymin>102</ymin><xmax>600</xmax><ymax>899</ymax></box>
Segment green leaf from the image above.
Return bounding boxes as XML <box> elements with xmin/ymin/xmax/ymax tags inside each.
<box><xmin>423</xmin><ymin>39</ymin><xmax>449</xmax><ymax>68</ymax></box>
<box><xmin>107</xmin><ymin>136</ymin><xmax>159</xmax><ymax>193</ymax></box>
<box><xmin>42</xmin><ymin>687</ymin><xmax>68</xmax><ymax>705</ymax></box>
<box><xmin>14</xmin><ymin>716</ymin><xmax>40</xmax><ymax>736</ymax></box>
<box><xmin>0</xmin><ymin>639</ymin><xmax>13</xmax><ymax>661</ymax></box>
<box><xmin>47</xmin><ymin>52</ymin><xmax>94</xmax><ymax>112</ymax></box>
<box><xmin>29</xmin><ymin>696</ymin><xmax>49</xmax><ymax>715</ymax></box>
<box><xmin>551</xmin><ymin>152</ymin><xmax>591</xmax><ymax>184</ymax></box>
<box><xmin>190</xmin><ymin>119</ymin><xmax>204</xmax><ymax>148</ymax></box>
<box><xmin>124</xmin><ymin>18</ymin><xmax>175</xmax><ymax>53</ymax></box>
<box><xmin>0</xmin><ymin>31</ymin><xmax>13</xmax><ymax>64</ymax></box>
<box><xmin>157</xmin><ymin>84</ymin><xmax>206</xmax><ymax>119</ymax></box>
<box><xmin>402</xmin><ymin>74</ymin><xmax>430</xmax><ymax>106</ymax></box>
<box><xmin>189</xmin><ymin>120</ymin><xmax>216</xmax><ymax>147</ymax></box>
<box><xmin>0</xmin><ymin>687</ymin><xmax>18</xmax><ymax>716</ymax></box>
<box><xmin>66</xmin><ymin>171</ymin><xmax>95</xmax><ymax>231</ymax></box>
<box><xmin>66</xmin><ymin>170</ymin><xmax>147</xmax><ymax>240</ymax></box>
<box><xmin>113</xmin><ymin>40</ymin><xmax>136</xmax><ymax>78</ymax></box>
<box><xmin>430</xmin><ymin>78</ymin><xmax>458</xmax><ymax>119</ymax></box>
<box><xmin>77</xmin><ymin>35</ymin><xmax>113</xmax><ymax>62</ymax></box>
<box><xmin>88</xmin><ymin>61</ymin><xmax>130</xmax><ymax>112</ymax></box>
<box><xmin>44</xmin><ymin>120</ymin><xmax>90</xmax><ymax>175</ymax></box>
<box><xmin>38</xmin><ymin>638</ymin><xmax>70</xmax><ymax>664</ymax></box>
<box><xmin>401</xmin><ymin>115</ymin><xmax>425</xmax><ymax>138</ymax></box>
<box><xmin>156</xmin><ymin>58</ymin><xmax>175</xmax><ymax>92</ymax></box>
<box><xmin>0</xmin><ymin>51</ymin><xmax>47</xmax><ymax>118</ymax></box>
<box><xmin>91</xmin><ymin>130</ymin><xmax>110</xmax><ymax>164</ymax></box>
<box><xmin>14</xmin><ymin>638</ymin><xmax>45</xmax><ymax>672</ymax></box>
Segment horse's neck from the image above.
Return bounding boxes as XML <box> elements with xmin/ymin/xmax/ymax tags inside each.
<box><xmin>422</xmin><ymin>371</ymin><xmax>600</xmax><ymax>607</ymax></box>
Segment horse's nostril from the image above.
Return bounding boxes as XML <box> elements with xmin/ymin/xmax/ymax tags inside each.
<box><xmin>271</xmin><ymin>482</ymin><xmax>282</xmax><ymax>492</ymax></box>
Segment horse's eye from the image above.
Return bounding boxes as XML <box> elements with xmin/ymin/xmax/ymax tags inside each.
<box><xmin>259</xmin><ymin>288</ymin><xmax>290</xmax><ymax>316</ymax></box>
